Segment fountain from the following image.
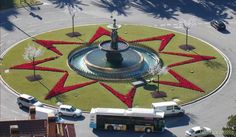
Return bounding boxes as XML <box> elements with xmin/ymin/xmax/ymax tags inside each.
<box><xmin>68</xmin><ymin>20</ymin><xmax>162</xmax><ymax>80</ymax></box>
<box><xmin>99</xmin><ymin>19</ymin><xmax>129</xmax><ymax>65</ymax></box>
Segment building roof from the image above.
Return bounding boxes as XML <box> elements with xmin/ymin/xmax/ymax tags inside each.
<box><xmin>0</xmin><ymin>119</ymin><xmax>47</xmax><ymax>136</ymax></box>
<box><xmin>58</xmin><ymin>123</ymin><xmax>76</xmax><ymax>137</ymax></box>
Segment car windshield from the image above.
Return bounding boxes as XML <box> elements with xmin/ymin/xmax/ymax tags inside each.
<box><xmin>217</xmin><ymin>21</ymin><xmax>224</xmax><ymax>25</ymax></box>
<box><xmin>70</xmin><ymin>106</ymin><xmax>76</xmax><ymax>111</ymax></box>
<box><xmin>174</xmin><ymin>106</ymin><xmax>181</xmax><ymax>110</ymax></box>
<box><xmin>188</xmin><ymin>129</ymin><xmax>195</xmax><ymax>134</ymax></box>
<box><xmin>30</xmin><ymin>98</ymin><xmax>38</xmax><ymax>104</ymax></box>
<box><xmin>219</xmin><ymin>23</ymin><xmax>225</xmax><ymax>26</ymax></box>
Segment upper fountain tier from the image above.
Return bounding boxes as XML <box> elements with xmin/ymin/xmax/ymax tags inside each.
<box><xmin>99</xmin><ymin>19</ymin><xmax>129</xmax><ymax>53</ymax></box>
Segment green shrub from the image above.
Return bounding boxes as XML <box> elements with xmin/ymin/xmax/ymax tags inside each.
<box><xmin>223</xmin><ymin>115</ymin><xmax>236</xmax><ymax>137</ymax></box>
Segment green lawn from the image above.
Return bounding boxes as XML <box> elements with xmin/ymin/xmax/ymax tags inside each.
<box><xmin>1</xmin><ymin>25</ymin><xmax>228</xmax><ymax>111</ymax></box>
<box><xmin>0</xmin><ymin>0</ymin><xmax>41</xmax><ymax>10</ymax></box>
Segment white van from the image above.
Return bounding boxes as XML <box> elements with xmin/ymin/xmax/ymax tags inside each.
<box><xmin>35</xmin><ymin>107</ymin><xmax>63</xmax><ymax>122</ymax></box>
<box><xmin>152</xmin><ymin>101</ymin><xmax>185</xmax><ymax>116</ymax></box>
<box><xmin>35</xmin><ymin>107</ymin><xmax>56</xmax><ymax>119</ymax></box>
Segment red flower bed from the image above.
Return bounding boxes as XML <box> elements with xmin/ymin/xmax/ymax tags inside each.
<box><xmin>153</xmin><ymin>69</ymin><xmax>204</xmax><ymax>92</ymax></box>
<box><xmin>34</xmin><ymin>40</ymin><xmax>82</xmax><ymax>55</ymax></box>
<box><xmin>10</xmin><ymin>56</ymin><xmax>66</xmax><ymax>73</ymax></box>
<box><xmin>160</xmin><ymin>51</ymin><xmax>216</xmax><ymax>68</ymax></box>
<box><xmin>129</xmin><ymin>33</ymin><xmax>175</xmax><ymax>51</ymax></box>
<box><xmin>99</xmin><ymin>82</ymin><xmax>136</xmax><ymax>108</ymax></box>
<box><xmin>88</xmin><ymin>27</ymin><xmax>126</xmax><ymax>44</ymax></box>
<box><xmin>45</xmin><ymin>72</ymin><xmax>98</xmax><ymax>99</ymax></box>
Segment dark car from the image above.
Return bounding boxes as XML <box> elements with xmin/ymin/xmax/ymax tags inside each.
<box><xmin>210</xmin><ymin>20</ymin><xmax>226</xmax><ymax>30</ymax></box>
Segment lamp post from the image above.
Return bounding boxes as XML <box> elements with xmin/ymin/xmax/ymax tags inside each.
<box><xmin>68</xmin><ymin>6</ymin><xmax>76</xmax><ymax>36</ymax></box>
<box><xmin>183</xmin><ymin>23</ymin><xmax>189</xmax><ymax>47</ymax></box>
<box><xmin>157</xmin><ymin>74</ymin><xmax>160</xmax><ymax>92</ymax></box>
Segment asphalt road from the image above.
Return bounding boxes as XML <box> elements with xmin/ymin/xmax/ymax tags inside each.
<box><xmin>1</xmin><ymin>1</ymin><xmax>236</xmax><ymax>137</ymax></box>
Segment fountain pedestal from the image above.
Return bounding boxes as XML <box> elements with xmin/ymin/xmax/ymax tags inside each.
<box><xmin>106</xmin><ymin>52</ymin><xmax>123</xmax><ymax>65</ymax></box>
<box><xmin>99</xmin><ymin>19</ymin><xmax>129</xmax><ymax>66</ymax></box>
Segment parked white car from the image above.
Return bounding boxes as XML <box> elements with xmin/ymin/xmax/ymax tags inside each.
<box><xmin>58</xmin><ymin>105</ymin><xmax>82</xmax><ymax>118</ymax></box>
<box><xmin>17</xmin><ymin>94</ymin><xmax>43</xmax><ymax>108</ymax></box>
<box><xmin>185</xmin><ymin>126</ymin><xmax>212</xmax><ymax>137</ymax></box>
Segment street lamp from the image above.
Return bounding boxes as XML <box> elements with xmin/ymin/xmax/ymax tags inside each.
<box><xmin>68</xmin><ymin>6</ymin><xmax>76</xmax><ymax>36</ymax></box>
<box><xmin>183</xmin><ymin>23</ymin><xmax>190</xmax><ymax>47</ymax></box>
<box><xmin>66</xmin><ymin>5</ymin><xmax>81</xmax><ymax>37</ymax></box>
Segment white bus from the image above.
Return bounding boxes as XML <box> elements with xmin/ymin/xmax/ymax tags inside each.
<box><xmin>89</xmin><ymin>108</ymin><xmax>165</xmax><ymax>133</ymax></box>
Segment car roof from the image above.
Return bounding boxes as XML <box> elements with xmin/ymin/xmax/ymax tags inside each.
<box><xmin>60</xmin><ymin>105</ymin><xmax>73</xmax><ymax>109</ymax></box>
<box><xmin>152</xmin><ymin>101</ymin><xmax>177</xmax><ymax>107</ymax></box>
<box><xmin>191</xmin><ymin>126</ymin><xmax>203</xmax><ymax>131</ymax></box>
<box><xmin>19</xmin><ymin>94</ymin><xmax>34</xmax><ymax>100</ymax></box>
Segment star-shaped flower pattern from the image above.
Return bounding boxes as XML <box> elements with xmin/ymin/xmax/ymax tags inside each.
<box><xmin>10</xmin><ymin>26</ymin><xmax>216</xmax><ymax>108</ymax></box>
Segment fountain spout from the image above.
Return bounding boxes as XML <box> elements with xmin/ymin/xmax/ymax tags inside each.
<box><xmin>111</xmin><ymin>19</ymin><xmax>118</xmax><ymax>50</ymax></box>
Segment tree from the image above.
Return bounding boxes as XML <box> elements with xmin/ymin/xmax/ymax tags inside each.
<box><xmin>23</xmin><ymin>44</ymin><xmax>44</xmax><ymax>79</ymax></box>
<box><xmin>223</xmin><ymin>115</ymin><xmax>236</xmax><ymax>137</ymax></box>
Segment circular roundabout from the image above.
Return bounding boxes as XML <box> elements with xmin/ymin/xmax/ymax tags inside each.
<box><xmin>1</xmin><ymin>24</ymin><xmax>229</xmax><ymax>111</ymax></box>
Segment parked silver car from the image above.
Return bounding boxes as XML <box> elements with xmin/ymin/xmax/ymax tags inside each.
<box><xmin>58</xmin><ymin>105</ymin><xmax>82</xmax><ymax>118</ymax></box>
<box><xmin>185</xmin><ymin>126</ymin><xmax>212</xmax><ymax>137</ymax></box>
<box><xmin>17</xmin><ymin>94</ymin><xmax>43</xmax><ymax>108</ymax></box>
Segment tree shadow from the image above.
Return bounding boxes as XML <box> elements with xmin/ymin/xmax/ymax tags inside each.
<box><xmin>48</xmin><ymin>0</ymin><xmax>87</xmax><ymax>9</ymax></box>
<box><xmin>96</xmin><ymin>0</ymin><xmax>236</xmax><ymax>21</ymax></box>
<box><xmin>0</xmin><ymin>0</ymin><xmax>15</xmax><ymax>10</ymax></box>
<box><xmin>55</xmin><ymin>94</ymin><xmax>67</xmax><ymax>103</ymax></box>
<box><xmin>131</xmin><ymin>0</ymin><xmax>179</xmax><ymax>20</ymax></box>
<box><xmin>0</xmin><ymin>0</ymin><xmax>43</xmax><ymax>31</ymax></box>
<box><xmin>91</xmin><ymin>0</ymin><xmax>132</xmax><ymax>16</ymax></box>
<box><xmin>0</xmin><ymin>9</ymin><xmax>19</xmax><ymax>31</ymax></box>
<box><xmin>21</xmin><ymin>0</ymin><xmax>41</xmax><ymax>11</ymax></box>
<box><xmin>204</xmin><ymin>60</ymin><xmax>227</xmax><ymax>70</ymax></box>
<box><xmin>38</xmin><ymin>80</ymin><xmax>51</xmax><ymax>91</ymax></box>
<box><xmin>93</xmin><ymin>129</ymin><xmax>177</xmax><ymax>137</ymax></box>
<box><xmin>143</xmin><ymin>84</ymin><xmax>158</xmax><ymax>91</ymax></box>
<box><xmin>22</xmin><ymin>6</ymin><xmax>43</xmax><ymax>20</ymax></box>
<box><xmin>12</xmin><ymin>23</ymin><xmax>36</xmax><ymax>38</ymax></box>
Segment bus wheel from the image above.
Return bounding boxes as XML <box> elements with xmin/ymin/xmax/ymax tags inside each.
<box><xmin>145</xmin><ymin>128</ymin><xmax>152</xmax><ymax>133</ymax></box>
<box><xmin>107</xmin><ymin>125</ymin><xmax>114</xmax><ymax>131</ymax></box>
